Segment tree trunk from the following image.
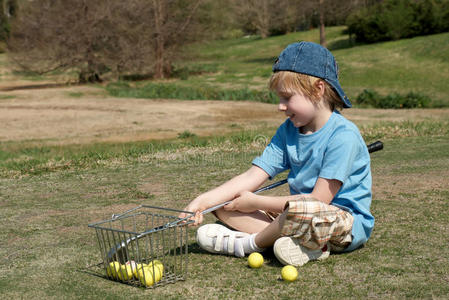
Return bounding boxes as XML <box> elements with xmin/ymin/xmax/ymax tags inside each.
<box><xmin>79</xmin><ymin>2</ymin><xmax>101</xmax><ymax>83</ymax></box>
<box><xmin>153</xmin><ymin>0</ymin><xmax>165</xmax><ymax>79</ymax></box>
<box><xmin>319</xmin><ymin>0</ymin><xmax>327</xmax><ymax>48</ymax></box>
<box><xmin>259</xmin><ymin>0</ymin><xmax>270</xmax><ymax>38</ymax></box>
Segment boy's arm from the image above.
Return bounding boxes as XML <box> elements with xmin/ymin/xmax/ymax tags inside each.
<box><xmin>225</xmin><ymin>177</ymin><xmax>342</xmax><ymax>213</ymax></box>
<box><xmin>181</xmin><ymin>165</ymin><xmax>269</xmax><ymax>225</ymax></box>
<box><xmin>309</xmin><ymin>177</ymin><xmax>342</xmax><ymax>204</ymax></box>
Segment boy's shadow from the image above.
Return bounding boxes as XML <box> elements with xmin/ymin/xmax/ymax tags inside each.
<box><xmin>187</xmin><ymin>220</ymin><xmax>285</xmax><ymax>267</ymax></box>
<box><xmin>187</xmin><ymin>242</ymin><xmax>283</xmax><ymax>267</ymax></box>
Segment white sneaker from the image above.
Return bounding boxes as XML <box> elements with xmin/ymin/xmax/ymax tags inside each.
<box><xmin>196</xmin><ymin>224</ymin><xmax>250</xmax><ymax>256</ymax></box>
<box><xmin>273</xmin><ymin>237</ymin><xmax>330</xmax><ymax>266</ymax></box>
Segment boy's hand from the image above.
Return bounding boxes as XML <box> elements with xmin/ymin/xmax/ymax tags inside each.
<box><xmin>179</xmin><ymin>199</ymin><xmax>206</xmax><ymax>226</ymax></box>
<box><xmin>224</xmin><ymin>191</ymin><xmax>259</xmax><ymax>213</ymax></box>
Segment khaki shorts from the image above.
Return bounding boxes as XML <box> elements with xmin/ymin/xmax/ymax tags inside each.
<box><xmin>280</xmin><ymin>196</ymin><xmax>354</xmax><ymax>252</ymax></box>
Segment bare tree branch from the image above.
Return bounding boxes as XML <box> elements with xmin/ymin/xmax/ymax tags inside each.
<box><xmin>7</xmin><ymin>0</ymin><xmax>210</xmax><ymax>81</ymax></box>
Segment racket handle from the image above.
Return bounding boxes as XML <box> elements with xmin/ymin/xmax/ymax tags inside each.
<box><xmin>201</xmin><ymin>178</ymin><xmax>289</xmax><ymax>215</ymax></box>
<box><xmin>367</xmin><ymin>141</ymin><xmax>383</xmax><ymax>153</ymax></box>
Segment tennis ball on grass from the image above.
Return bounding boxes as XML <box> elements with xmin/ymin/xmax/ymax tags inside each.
<box><xmin>106</xmin><ymin>261</ymin><xmax>121</xmax><ymax>279</ymax></box>
<box><xmin>248</xmin><ymin>252</ymin><xmax>264</xmax><ymax>268</ymax></box>
<box><xmin>138</xmin><ymin>265</ymin><xmax>163</xmax><ymax>287</ymax></box>
<box><xmin>281</xmin><ymin>265</ymin><xmax>298</xmax><ymax>282</ymax></box>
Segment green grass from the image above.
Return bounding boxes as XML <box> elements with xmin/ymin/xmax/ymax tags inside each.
<box><xmin>0</xmin><ymin>120</ymin><xmax>448</xmax><ymax>298</ymax></box>
<box><xmin>107</xmin><ymin>27</ymin><xmax>449</xmax><ymax>107</ymax></box>
<box><xmin>2</xmin><ymin>120</ymin><xmax>447</xmax><ymax>178</ymax></box>
<box><xmin>10</xmin><ymin>70</ymin><xmax>46</xmax><ymax>81</ymax></box>
<box><xmin>106</xmin><ymin>81</ymin><xmax>278</xmax><ymax>103</ymax></box>
<box><xmin>336</xmin><ymin>32</ymin><xmax>449</xmax><ymax>104</ymax></box>
<box><xmin>0</xmin><ymin>130</ymin><xmax>271</xmax><ymax>178</ymax></box>
<box><xmin>66</xmin><ymin>92</ymin><xmax>84</xmax><ymax>98</ymax></box>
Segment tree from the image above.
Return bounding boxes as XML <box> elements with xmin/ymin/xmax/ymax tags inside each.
<box><xmin>150</xmin><ymin>0</ymin><xmax>204</xmax><ymax>78</ymax></box>
<box><xmin>313</xmin><ymin>0</ymin><xmax>381</xmax><ymax>47</ymax></box>
<box><xmin>7</xmin><ymin>0</ymin><xmax>208</xmax><ymax>81</ymax></box>
<box><xmin>229</xmin><ymin>0</ymin><xmax>374</xmax><ymax>45</ymax></box>
<box><xmin>346</xmin><ymin>0</ymin><xmax>449</xmax><ymax>43</ymax></box>
<box><xmin>231</xmin><ymin>0</ymin><xmax>297</xmax><ymax>38</ymax></box>
<box><xmin>0</xmin><ymin>0</ymin><xmax>17</xmax><ymax>43</ymax></box>
<box><xmin>319</xmin><ymin>0</ymin><xmax>326</xmax><ymax>47</ymax></box>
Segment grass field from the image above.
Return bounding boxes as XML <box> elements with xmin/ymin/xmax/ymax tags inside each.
<box><xmin>2</xmin><ymin>27</ymin><xmax>449</xmax><ymax>106</ymax></box>
<box><xmin>1</xmin><ymin>117</ymin><xmax>448</xmax><ymax>299</ymax></box>
<box><xmin>191</xmin><ymin>28</ymin><xmax>449</xmax><ymax>104</ymax></box>
<box><xmin>106</xmin><ymin>28</ymin><xmax>449</xmax><ymax>107</ymax></box>
<box><xmin>1</xmin><ymin>26</ymin><xmax>449</xmax><ymax>299</ymax></box>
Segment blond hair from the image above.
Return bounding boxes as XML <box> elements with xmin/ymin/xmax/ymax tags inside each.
<box><xmin>269</xmin><ymin>71</ymin><xmax>343</xmax><ymax>111</ymax></box>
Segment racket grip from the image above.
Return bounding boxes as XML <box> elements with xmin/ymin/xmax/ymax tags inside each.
<box><xmin>367</xmin><ymin>141</ymin><xmax>383</xmax><ymax>153</ymax></box>
<box><xmin>201</xmin><ymin>178</ymin><xmax>289</xmax><ymax>215</ymax></box>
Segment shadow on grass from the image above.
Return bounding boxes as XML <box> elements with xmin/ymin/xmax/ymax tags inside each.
<box><xmin>77</xmin><ymin>262</ymin><xmax>113</xmax><ymax>285</ymax></box>
<box><xmin>187</xmin><ymin>241</ymin><xmax>206</xmax><ymax>254</ymax></box>
<box><xmin>187</xmin><ymin>241</ymin><xmax>284</xmax><ymax>267</ymax></box>
<box><xmin>245</xmin><ymin>56</ymin><xmax>278</xmax><ymax>64</ymax></box>
<box><xmin>78</xmin><ymin>266</ymin><xmax>146</xmax><ymax>289</ymax></box>
<box><xmin>326</xmin><ymin>37</ymin><xmax>368</xmax><ymax>51</ymax></box>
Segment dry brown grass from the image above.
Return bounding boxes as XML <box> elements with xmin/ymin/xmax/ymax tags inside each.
<box><xmin>1</xmin><ymin>85</ymin><xmax>447</xmax><ymax>147</ymax></box>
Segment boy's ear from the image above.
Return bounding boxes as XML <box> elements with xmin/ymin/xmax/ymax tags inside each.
<box><xmin>314</xmin><ymin>80</ymin><xmax>325</xmax><ymax>98</ymax></box>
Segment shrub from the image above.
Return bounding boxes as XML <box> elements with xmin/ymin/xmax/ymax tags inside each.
<box><xmin>347</xmin><ymin>0</ymin><xmax>449</xmax><ymax>43</ymax></box>
<box><xmin>171</xmin><ymin>63</ymin><xmax>219</xmax><ymax>80</ymax></box>
<box><xmin>178</xmin><ymin>130</ymin><xmax>197</xmax><ymax>139</ymax></box>
<box><xmin>355</xmin><ymin>89</ymin><xmax>432</xmax><ymax>108</ymax></box>
<box><xmin>354</xmin><ymin>89</ymin><xmax>381</xmax><ymax>106</ymax></box>
<box><xmin>0</xmin><ymin>0</ymin><xmax>18</xmax><ymax>43</ymax></box>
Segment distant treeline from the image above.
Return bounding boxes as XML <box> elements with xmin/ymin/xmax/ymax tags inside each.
<box><xmin>5</xmin><ymin>0</ymin><xmax>378</xmax><ymax>81</ymax></box>
<box><xmin>2</xmin><ymin>0</ymin><xmax>449</xmax><ymax>82</ymax></box>
<box><xmin>347</xmin><ymin>0</ymin><xmax>449</xmax><ymax>43</ymax></box>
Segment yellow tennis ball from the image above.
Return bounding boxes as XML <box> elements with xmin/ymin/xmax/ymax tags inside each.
<box><xmin>106</xmin><ymin>261</ymin><xmax>121</xmax><ymax>279</ymax></box>
<box><xmin>148</xmin><ymin>260</ymin><xmax>164</xmax><ymax>275</ymax></box>
<box><xmin>248</xmin><ymin>252</ymin><xmax>264</xmax><ymax>268</ymax></box>
<box><xmin>151</xmin><ymin>266</ymin><xmax>163</xmax><ymax>283</ymax></box>
<box><xmin>138</xmin><ymin>265</ymin><xmax>162</xmax><ymax>287</ymax></box>
<box><xmin>118</xmin><ymin>263</ymin><xmax>134</xmax><ymax>281</ymax></box>
<box><xmin>134</xmin><ymin>263</ymin><xmax>148</xmax><ymax>279</ymax></box>
<box><xmin>281</xmin><ymin>265</ymin><xmax>298</xmax><ymax>282</ymax></box>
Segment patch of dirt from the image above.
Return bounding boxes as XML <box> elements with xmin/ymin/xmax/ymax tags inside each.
<box><xmin>1</xmin><ymin>85</ymin><xmax>448</xmax><ymax>146</ymax></box>
<box><xmin>0</xmin><ymin>85</ymin><xmax>284</xmax><ymax>145</ymax></box>
<box><xmin>373</xmin><ymin>169</ymin><xmax>449</xmax><ymax>198</ymax></box>
<box><xmin>137</xmin><ymin>180</ymin><xmax>166</xmax><ymax>196</ymax></box>
<box><xmin>100</xmin><ymin>203</ymin><xmax>142</xmax><ymax>216</ymax></box>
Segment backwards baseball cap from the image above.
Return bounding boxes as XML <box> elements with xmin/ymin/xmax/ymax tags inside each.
<box><xmin>273</xmin><ymin>41</ymin><xmax>351</xmax><ymax>108</ymax></box>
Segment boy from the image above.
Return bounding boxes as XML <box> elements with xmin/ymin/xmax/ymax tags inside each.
<box><xmin>181</xmin><ymin>41</ymin><xmax>374</xmax><ymax>266</ymax></box>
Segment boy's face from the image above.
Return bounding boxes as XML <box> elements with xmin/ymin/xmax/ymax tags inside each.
<box><xmin>277</xmin><ymin>92</ymin><xmax>317</xmax><ymax>130</ymax></box>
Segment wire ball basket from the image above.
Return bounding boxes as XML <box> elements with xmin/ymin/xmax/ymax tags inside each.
<box><xmin>88</xmin><ymin>205</ymin><xmax>194</xmax><ymax>288</ymax></box>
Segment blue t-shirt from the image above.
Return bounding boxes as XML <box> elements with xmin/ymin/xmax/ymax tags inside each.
<box><xmin>252</xmin><ymin>111</ymin><xmax>374</xmax><ymax>252</ymax></box>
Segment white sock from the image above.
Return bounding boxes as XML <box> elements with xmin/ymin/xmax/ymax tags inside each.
<box><xmin>234</xmin><ymin>233</ymin><xmax>265</xmax><ymax>257</ymax></box>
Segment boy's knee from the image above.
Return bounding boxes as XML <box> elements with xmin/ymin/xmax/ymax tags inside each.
<box><xmin>284</xmin><ymin>195</ymin><xmax>323</xmax><ymax>215</ymax></box>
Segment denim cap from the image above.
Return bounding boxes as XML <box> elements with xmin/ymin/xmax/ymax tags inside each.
<box><xmin>273</xmin><ymin>41</ymin><xmax>351</xmax><ymax>108</ymax></box>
